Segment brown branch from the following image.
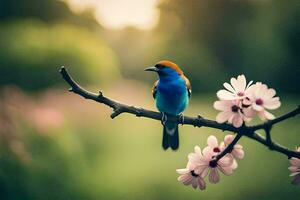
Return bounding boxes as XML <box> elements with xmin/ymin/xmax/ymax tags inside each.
<box><xmin>59</xmin><ymin>66</ymin><xmax>300</xmax><ymax>159</ymax></box>
<box><xmin>250</xmin><ymin>106</ymin><xmax>300</xmax><ymax>131</ymax></box>
<box><xmin>216</xmin><ymin>133</ymin><xmax>243</xmax><ymax>161</ymax></box>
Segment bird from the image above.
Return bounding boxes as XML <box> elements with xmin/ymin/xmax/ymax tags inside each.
<box><xmin>145</xmin><ymin>60</ymin><xmax>191</xmax><ymax>150</ymax></box>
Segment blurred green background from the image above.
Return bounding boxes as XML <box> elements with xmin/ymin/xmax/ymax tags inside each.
<box><xmin>0</xmin><ymin>0</ymin><xmax>299</xmax><ymax>199</ymax></box>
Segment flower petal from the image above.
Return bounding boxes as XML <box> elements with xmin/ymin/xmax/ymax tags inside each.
<box><xmin>234</xmin><ymin>144</ymin><xmax>243</xmax><ymax>149</ymax></box>
<box><xmin>237</xmin><ymin>74</ymin><xmax>247</xmax><ymax>92</ymax></box>
<box><xmin>219</xmin><ymin>142</ymin><xmax>225</xmax><ymax>151</ymax></box>
<box><xmin>223</xmin><ymin>82</ymin><xmax>235</xmax><ymax>93</ymax></box>
<box><xmin>194</xmin><ymin>145</ymin><xmax>202</xmax><ymax>155</ymax></box>
<box><xmin>246</xmin><ymin>80</ymin><xmax>253</xmax><ymax>90</ymax></box>
<box><xmin>178</xmin><ymin>174</ymin><xmax>190</xmax><ymax>183</ymax></box>
<box><xmin>263</xmin><ymin>88</ymin><xmax>276</xmax><ymax>99</ymax></box>
<box><xmin>209</xmin><ymin>168</ymin><xmax>220</xmax><ymax>184</ymax></box>
<box><xmin>213</xmin><ymin>100</ymin><xmax>232</xmax><ymax>111</ymax></box>
<box><xmin>264</xmin><ymin>97</ymin><xmax>281</xmax><ymax>110</ymax></box>
<box><xmin>233</xmin><ymin>149</ymin><xmax>244</xmax><ymax>159</ymax></box>
<box><xmin>197</xmin><ymin>177</ymin><xmax>206</xmax><ymax>190</ymax></box>
<box><xmin>202</xmin><ymin>146</ymin><xmax>214</xmax><ymax>158</ymax></box>
<box><xmin>288</xmin><ymin>166</ymin><xmax>300</xmax><ymax>173</ymax></box>
<box><xmin>217</xmin><ymin>90</ymin><xmax>235</xmax><ymax>100</ymax></box>
<box><xmin>290</xmin><ymin>172</ymin><xmax>300</xmax><ymax>177</ymax></box>
<box><xmin>253</xmin><ymin>82</ymin><xmax>265</xmax><ymax>97</ymax></box>
<box><xmin>218</xmin><ymin>164</ymin><xmax>234</xmax><ymax>175</ymax></box>
<box><xmin>253</xmin><ymin>103</ymin><xmax>264</xmax><ymax>112</ymax></box>
<box><xmin>200</xmin><ymin>167</ymin><xmax>210</xmax><ymax>178</ymax></box>
<box><xmin>232</xmin><ymin>114</ymin><xmax>243</xmax><ymax>128</ymax></box>
<box><xmin>216</xmin><ymin>111</ymin><xmax>233</xmax><ymax>123</ymax></box>
<box><xmin>187</xmin><ymin>156</ymin><xmax>202</xmax><ymax>170</ymax></box>
<box><xmin>257</xmin><ymin>111</ymin><xmax>266</xmax><ymax>120</ymax></box>
<box><xmin>191</xmin><ymin>179</ymin><xmax>198</xmax><ymax>189</ymax></box>
<box><xmin>230</xmin><ymin>77</ymin><xmax>239</xmax><ymax>92</ymax></box>
<box><xmin>243</xmin><ymin>107</ymin><xmax>255</xmax><ymax>118</ymax></box>
<box><xmin>176</xmin><ymin>168</ymin><xmax>190</xmax><ymax>175</ymax></box>
<box><xmin>228</xmin><ymin>114</ymin><xmax>235</xmax><ymax>124</ymax></box>
<box><xmin>290</xmin><ymin>158</ymin><xmax>300</xmax><ymax>167</ymax></box>
<box><xmin>263</xmin><ymin>110</ymin><xmax>275</xmax><ymax>120</ymax></box>
<box><xmin>195</xmin><ymin>165</ymin><xmax>209</xmax><ymax>176</ymax></box>
<box><xmin>224</xmin><ymin>134</ymin><xmax>234</xmax><ymax>145</ymax></box>
<box><xmin>231</xmin><ymin>158</ymin><xmax>238</xmax><ymax>170</ymax></box>
<box><xmin>181</xmin><ymin>175</ymin><xmax>193</xmax><ymax>185</ymax></box>
<box><xmin>218</xmin><ymin>155</ymin><xmax>234</xmax><ymax>167</ymax></box>
<box><xmin>207</xmin><ymin>135</ymin><xmax>219</xmax><ymax>148</ymax></box>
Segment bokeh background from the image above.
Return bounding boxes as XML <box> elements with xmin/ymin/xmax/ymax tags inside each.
<box><xmin>0</xmin><ymin>0</ymin><xmax>299</xmax><ymax>199</ymax></box>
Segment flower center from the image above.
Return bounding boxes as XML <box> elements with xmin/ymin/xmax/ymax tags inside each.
<box><xmin>237</xmin><ymin>92</ymin><xmax>244</xmax><ymax>97</ymax></box>
<box><xmin>255</xmin><ymin>98</ymin><xmax>263</xmax><ymax>105</ymax></box>
<box><xmin>213</xmin><ymin>147</ymin><xmax>221</xmax><ymax>153</ymax></box>
<box><xmin>231</xmin><ymin>105</ymin><xmax>239</xmax><ymax>113</ymax></box>
<box><xmin>190</xmin><ymin>170</ymin><xmax>199</xmax><ymax>177</ymax></box>
<box><xmin>209</xmin><ymin>160</ymin><xmax>218</xmax><ymax>168</ymax></box>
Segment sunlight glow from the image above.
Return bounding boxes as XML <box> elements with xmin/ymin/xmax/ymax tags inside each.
<box><xmin>64</xmin><ymin>0</ymin><xmax>159</xmax><ymax>30</ymax></box>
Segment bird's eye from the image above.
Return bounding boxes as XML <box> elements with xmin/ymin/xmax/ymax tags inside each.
<box><xmin>155</xmin><ymin>64</ymin><xmax>164</xmax><ymax>69</ymax></box>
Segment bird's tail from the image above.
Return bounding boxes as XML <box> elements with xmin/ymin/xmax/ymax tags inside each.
<box><xmin>162</xmin><ymin>121</ymin><xmax>179</xmax><ymax>150</ymax></box>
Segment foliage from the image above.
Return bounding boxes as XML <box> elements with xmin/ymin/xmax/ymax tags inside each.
<box><xmin>0</xmin><ymin>20</ymin><xmax>120</xmax><ymax>90</ymax></box>
<box><xmin>155</xmin><ymin>0</ymin><xmax>300</xmax><ymax>93</ymax></box>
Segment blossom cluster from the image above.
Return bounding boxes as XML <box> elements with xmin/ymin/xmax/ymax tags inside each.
<box><xmin>176</xmin><ymin>135</ymin><xmax>244</xmax><ymax>190</ymax></box>
<box><xmin>176</xmin><ymin>74</ymin><xmax>299</xmax><ymax>189</ymax></box>
<box><xmin>214</xmin><ymin>75</ymin><xmax>281</xmax><ymax>127</ymax></box>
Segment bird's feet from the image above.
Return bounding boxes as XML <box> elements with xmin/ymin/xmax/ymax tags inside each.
<box><xmin>161</xmin><ymin>113</ymin><xmax>185</xmax><ymax>125</ymax></box>
<box><xmin>179</xmin><ymin>113</ymin><xmax>185</xmax><ymax>125</ymax></box>
<box><xmin>161</xmin><ymin>112</ymin><xmax>167</xmax><ymax>126</ymax></box>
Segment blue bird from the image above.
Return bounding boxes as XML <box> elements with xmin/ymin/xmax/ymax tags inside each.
<box><xmin>145</xmin><ymin>60</ymin><xmax>191</xmax><ymax>150</ymax></box>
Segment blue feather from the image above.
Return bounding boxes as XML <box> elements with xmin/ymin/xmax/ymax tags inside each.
<box><xmin>155</xmin><ymin>68</ymin><xmax>189</xmax><ymax>115</ymax></box>
<box><xmin>147</xmin><ymin>64</ymin><xmax>190</xmax><ymax>150</ymax></box>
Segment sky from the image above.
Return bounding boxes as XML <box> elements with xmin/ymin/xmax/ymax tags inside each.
<box><xmin>64</xmin><ymin>0</ymin><xmax>160</xmax><ymax>30</ymax></box>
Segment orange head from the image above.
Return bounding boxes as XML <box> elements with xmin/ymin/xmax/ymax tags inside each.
<box><xmin>144</xmin><ymin>60</ymin><xmax>184</xmax><ymax>75</ymax></box>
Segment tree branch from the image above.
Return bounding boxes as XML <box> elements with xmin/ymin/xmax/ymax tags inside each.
<box><xmin>216</xmin><ymin>133</ymin><xmax>243</xmax><ymax>161</ymax></box>
<box><xmin>59</xmin><ymin>66</ymin><xmax>300</xmax><ymax>159</ymax></box>
<box><xmin>250</xmin><ymin>106</ymin><xmax>300</xmax><ymax>131</ymax></box>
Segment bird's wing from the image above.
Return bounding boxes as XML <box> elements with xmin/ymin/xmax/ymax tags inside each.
<box><xmin>152</xmin><ymin>80</ymin><xmax>158</xmax><ymax>99</ymax></box>
<box><xmin>182</xmin><ymin>75</ymin><xmax>192</xmax><ymax>98</ymax></box>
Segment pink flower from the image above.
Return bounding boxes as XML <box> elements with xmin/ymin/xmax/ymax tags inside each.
<box><xmin>215</xmin><ymin>75</ymin><xmax>281</xmax><ymax>124</ymax></box>
<box><xmin>187</xmin><ymin>145</ymin><xmax>204</xmax><ymax>167</ymax></box>
<box><xmin>288</xmin><ymin>147</ymin><xmax>300</xmax><ymax>185</ymax></box>
<box><xmin>204</xmin><ymin>135</ymin><xmax>223</xmax><ymax>155</ymax></box>
<box><xmin>223</xmin><ymin>134</ymin><xmax>244</xmax><ymax>160</ymax></box>
<box><xmin>176</xmin><ymin>168</ymin><xmax>206</xmax><ymax>190</ymax></box>
<box><xmin>177</xmin><ymin>146</ymin><xmax>206</xmax><ymax>190</ymax></box>
<box><xmin>194</xmin><ymin>136</ymin><xmax>235</xmax><ymax>184</ymax></box>
<box><xmin>217</xmin><ymin>74</ymin><xmax>253</xmax><ymax>100</ymax></box>
<box><xmin>197</xmin><ymin>149</ymin><xmax>234</xmax><ymax>184</ymax></box>
<box><xmin>244</xmin><ymin>82</ymin><xmax>281</xmax><ymax>120</ymax></box>
<box><xmin>214</xmin><ymin>100</ymin><xmax>249</xmax><ymax>128</ymax></box>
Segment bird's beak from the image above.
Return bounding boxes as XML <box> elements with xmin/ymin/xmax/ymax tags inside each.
<box><xmin>144</xmin><ymin>66</ymin><xmax>158</xmax><ymax>72</ymax></box>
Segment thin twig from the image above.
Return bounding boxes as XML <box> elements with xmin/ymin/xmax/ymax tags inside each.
<box><xmin>250</xmin><ymin>106</ymin><xmax>300</xmax><ymax>131</ymax></box>
<box><xmin>59</xmin><ymin>66</ymin><xmax>300</xmax><ymax>159</ymax></box>
<box><xmin>265</xmin><ymin>125</ymin><xmax>273</xmax><ymax>149</ymax></box>
<box><xmin>216</xmin><ymin>133</ymin><xmax>243</xmax><ymax>161</ymax></box>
